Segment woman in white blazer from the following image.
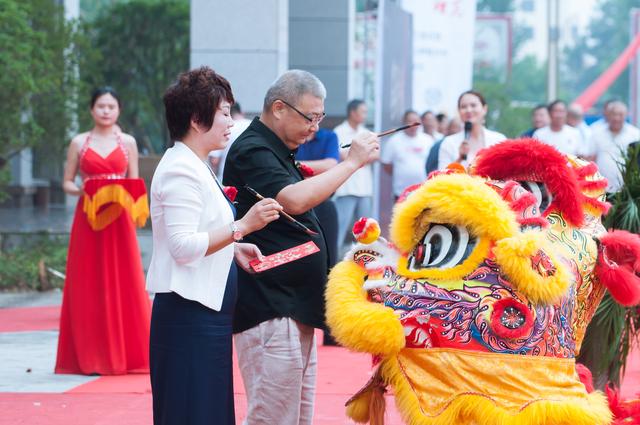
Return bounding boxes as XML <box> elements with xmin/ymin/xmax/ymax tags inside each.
<box><xmin>438</xmin><ymin>90</ymin><xmax>507</xmax><ymax>169</ymax></box>
<box><xmin>147</xmin><ymin>67</ymin><xmax>282</xmax><ymax>425</ymax></box>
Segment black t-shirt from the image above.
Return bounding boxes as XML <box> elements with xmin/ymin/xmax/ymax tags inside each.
<box><xmin>223</xmin><ymin>118</ymin><xmax>329</xmax><ymax>333</ymax></box>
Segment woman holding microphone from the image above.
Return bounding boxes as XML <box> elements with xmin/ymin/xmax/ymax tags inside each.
<box><xmin>437</xmin><ymin>90</ymin><xmax>506</xmax><ymax>169</ymax></box>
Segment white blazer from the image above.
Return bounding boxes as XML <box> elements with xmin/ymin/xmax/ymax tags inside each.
<box><xmin>146</xmin><ymin>142</ymin><xmax>234</xmax><ymax>311</ymax></box>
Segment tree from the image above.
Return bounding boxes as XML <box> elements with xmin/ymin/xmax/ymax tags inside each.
<box><xmin>79</xmin><ymin>0</ymin><xmax>189</xmax><ymax>153</ymax></box>
<box><xmin>561</xmin><ymin>0</ymin><xmax>640</xmax><ymax>108</ymax></box>
<box><xmin>0</xmin><ymin>0</ymin><xmax>81</xmax><ymax>190</ymax></box>
<box><xmin>79</xmin><ymin>0</ymin><xmax>121</xmax><ymax>22</ymax></box>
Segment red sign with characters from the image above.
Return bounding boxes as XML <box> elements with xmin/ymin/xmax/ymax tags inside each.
<box><xmin>250</xmin><ymin>241</ymin><xmax>320</xmax><ymax>273</ymax></box>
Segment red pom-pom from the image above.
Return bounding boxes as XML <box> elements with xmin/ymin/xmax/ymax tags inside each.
<box><xmin>595</xmin><ymin>230</ymin><xmax>640</xmax><ymax>306</ymax></box>
<box><xmin>606</xmin><ymin>384</ymin><xmax>640</xmax><ymax>423</ymax></box>
<box><xmin>575</xmin><ymin>363</ymin><xmax>595</xmax><ymax>393</ymax></box>
<box><xmin>352</xmin><ymin>217</ymin><xmax>367</xmax><ymax>235</ymax></box>
<box><xmin>489</xmin><ymin>298</ymin><xmax>534</xmax><ymax>340</ymax></box>
<box><xmin>223</xmin><ymin>186</ymin><xmax>238</xmax><ymax>202</ymax></box>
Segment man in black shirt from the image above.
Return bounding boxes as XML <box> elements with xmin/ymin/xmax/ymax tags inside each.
<box><xmin>223</xmin><ymin>70</ymin><xmax>379</xmax><ymax>424</ymax></box>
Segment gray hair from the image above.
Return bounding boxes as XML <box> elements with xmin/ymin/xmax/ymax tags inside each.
<box><xmin>608</xmin><ymin>100</ymin><xmax>628</xmax><ymax>113</ymax></box>
<box><xmin>567</xmin><ymin>103</ymin><xmax>583</xmax><ymax>119</ymax></box>
<box><xmin>263</xmin><ymin>70</ymin><xmax>326</xmax><ymax>111</ymax></box>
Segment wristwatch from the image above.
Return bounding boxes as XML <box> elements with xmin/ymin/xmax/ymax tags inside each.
<box><xmin>230</xmin><ymin>222</ymin><xmax>243</xmax><ymax>242</ymax></box>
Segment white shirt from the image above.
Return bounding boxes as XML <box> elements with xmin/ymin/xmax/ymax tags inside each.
<box><xmin>381</xmin><ymin>131</ymin><xmax>434</xmax><ymax>196</ymax></box>
<box><xmin>533</xmin><ymin>125</ymin><xmax>582</xmax><ymax>156</ymax></box>
<box><xmin>593</xmin><ymin>123</ymin><xmax>640</xmax><ymax>192</ymax></box>
<box><xmin>438</xmin><ymin>128</ymin><xmax>506</xmax><ymax>169</ymax></box>
<box><xmin>209</xmin><ymin>117</ymin><xmax>251</xmax><ymax>177</ymax></box>
<box><xmin>426</xmin><ymin>129</ymin><xmax>444</xmax><ymax>141</ymax></box>
<box><xmin>147</xmin><ymin>142</ymin><xmax>235</xmax><ymax>311</ymax></box>
<box><xmin>333</xmin><ymin>120</ymin><xmax>373</xmax><ymax>197</ymax></box>
<box><xmin>590</xmin><ymin>118</ymin><xmax>608</xmax><ymax>132</ymax></box>
<box><xmin>574</xmin><ymin>121</ymin><xmax>593</xmax><ymax>157</ymax></box>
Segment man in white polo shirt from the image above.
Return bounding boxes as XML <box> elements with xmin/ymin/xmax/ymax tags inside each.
<box><xmin>533</xmin><ymin>100</ymin><xmax>581</xmax><ymax>156</ymax></box>
<box><xmin>592</xmin><ymin>101</ymin><xmax>640</xmax><ymax>192</ymax></box>
<box><xmin>334</xmin><ymin>99</ymin><xmax>372</xmax><ymax>252</ymax></box>
<box><xmin>382</xmin><ymin>110</ymin><xmax>434</xmax><ymax>199</ymax></box>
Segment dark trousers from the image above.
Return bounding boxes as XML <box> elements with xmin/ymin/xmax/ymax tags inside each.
<box><xmin>150</xmin><ymin>264</ymin><xmax>237</xmax><ymax>425</ymax></box>
<box><xmin>313</xmin><ymin>199</ymin><xmax>339</xmax><ymax>346</ymax></box>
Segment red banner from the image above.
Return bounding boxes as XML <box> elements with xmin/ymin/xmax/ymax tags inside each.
<box><xmin>82</xmin><ymin>178</ymin><xmax>149</xmax><ymax>231</ymax></box>
<box><xmin>574</xmin><ymin>32</ymin><xmax>640</xmax><ymax>111</ymax></box>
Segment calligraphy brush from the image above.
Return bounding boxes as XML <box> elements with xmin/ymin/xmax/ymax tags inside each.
<box><xmin>341</xmin><ymin>122</ymin><xmax>421</xmax><ymax>148</ymax></box>
<box><xmin>244</xmin><ymin>185</ymin><xmax>319</xmax><ymax>236</ymax></box>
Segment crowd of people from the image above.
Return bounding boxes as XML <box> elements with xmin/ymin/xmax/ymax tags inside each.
<box><xmin>53</xmin><ymin>64</ymin><xmax>640</xmax><ymax>425</ymax></box>
<box><xmin>287</xmin><ymin>94</ymin><xmax>639</xmax><ymax>251</ymax></box>
<box><xmin>211</xmin><ymin>91</ymin><xmax>640</xmax><ymax>259</ymax></box>
<box><xmin>522</xmin><ymin>98</ymin><xmax>640</xmax><ymax>192</ymax></box>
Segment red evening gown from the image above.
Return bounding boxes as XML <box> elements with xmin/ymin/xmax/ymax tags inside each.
<box><xmin>55</xmin><ymin>134</ymin><xmax>151</xmax><ymax>375</ymax></box>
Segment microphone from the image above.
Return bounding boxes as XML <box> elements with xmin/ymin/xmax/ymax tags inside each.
<box><xmin>463</xmin><ymin>121</ymin><xmax>472</xmax><ymax>140</ymax></box>
<box><xmin>461</xmin><ymin>121</ymin><xmax>472</xmax><ymax>161</ymax></box>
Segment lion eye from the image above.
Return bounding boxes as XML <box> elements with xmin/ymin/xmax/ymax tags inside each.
<box><xmin>408</xmin><ymin>224</ymin><xmax>477</xmax><ymax>271</ymax></box>
<box><xmin>520</xmin><ymin>181</ymin><xmax>553</xmax><ymax>211</ymax></box>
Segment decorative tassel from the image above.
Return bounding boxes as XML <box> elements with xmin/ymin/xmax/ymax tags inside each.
<box><xmin>369</xmin><ymin>374</ymin><xmax>386</xmax><ymax>425</ymax></box>
<box><xmin>345</xmin><ymin>368</ymin><xmax>387</xmax><ymax>424</ymax></box>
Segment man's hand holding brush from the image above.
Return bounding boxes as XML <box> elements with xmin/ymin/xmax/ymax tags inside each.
<box><xmin>343</xmin><ymin>131</ymin><xmax>380</xmax><ymax>171</ymax></box>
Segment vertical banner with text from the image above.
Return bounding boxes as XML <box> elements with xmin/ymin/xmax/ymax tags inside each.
<box><xmin>401</xmin><ymin>0</ymin><xmax>477</xmax><ymax>115</ymax></box>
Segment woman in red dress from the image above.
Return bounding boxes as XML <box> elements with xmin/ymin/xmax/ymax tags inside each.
<box><xmin>55</xmin><ymin>87</ymin><xmax>151</xmax><ymax>375</ymax></box>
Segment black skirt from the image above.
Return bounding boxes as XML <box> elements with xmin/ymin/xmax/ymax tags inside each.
<box><xmin>150</xmin><ymin>262</ymin><xmax>237</xmax><ymax>425</ymax></box>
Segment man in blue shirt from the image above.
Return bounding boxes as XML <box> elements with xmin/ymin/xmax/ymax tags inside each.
<box><xmin>296</xmin><ymin>129</ymin><xmax>340</xmax><ymax>173</ymax></box>
<box><xmin>296</xmin><ymin>128</ymin><xmax>340</xmax><ymax>346</ymax></box>
<box><xmin>296</xmin><ymin>128</ymin><xmax>340</xmax><ymax>266</ymax></box>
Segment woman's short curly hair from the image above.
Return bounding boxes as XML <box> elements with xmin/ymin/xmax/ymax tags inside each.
<box><xmin>163</xmin><ymin>66</ymin><xmax>235</xmax><ymax>141</ymax></box>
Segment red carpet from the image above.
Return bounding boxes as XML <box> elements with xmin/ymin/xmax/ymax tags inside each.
<box><xmin>0</xmin><ymin>306</ymin><xmax>59</xmax><ymax>332</ymax></box>
<box><xmin>2</xmin><ymin>305</ymin><xmax>640</xmax><ymax>424</ymax></box>
<box><xmin>0</xmin><ymin>393</ymin><xmax>152</xmax><ymax>425</ymax></box>
<box><xmin>68</xmin><ymin>374</ymin><xmax>151</xmax><ymax>394</ymax></box>
<box><xmin>58</xmin><ymin>338</ymin><xmax>404</xmax><ymax>423</ymax></box>
<box><xmin>622</xmin><ymin>346</ymin><xmax>640</xmax><ymax>399</ymax></box>
<box><xmin>0</xmin><ymin>392</ymin><xmax>403</xmax><ymax>425</ymax></box>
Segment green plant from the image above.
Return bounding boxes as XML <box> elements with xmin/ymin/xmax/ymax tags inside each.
<box><xmin>78</xmin><ymin>0</ymin><xmax>189</xmax><ymax>153</ymax></box>
<box><xmin>578</xmin><ymin>143</ymin><xmax>640</xmax><ymax>388</ymax></box>
<box><xmin>0</xmin><ymin>0</ymin><xmax>86</xmax><ymax>194</ymax></box>
<box><xmin>0</xmin><ymin>235</ymin><xmax>68</xmax><ymax>291</ymax></box>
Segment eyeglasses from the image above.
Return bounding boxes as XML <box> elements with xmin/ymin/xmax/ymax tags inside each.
<box><xmin>278</xmin><ymin>99</ymin><xmax>325</xmax><ymax>125</ymax></box>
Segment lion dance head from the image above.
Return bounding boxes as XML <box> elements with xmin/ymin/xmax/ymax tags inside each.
<box><xmin>326</xmin><ymin>139</ymin><xmax>640</xmax><ymax>425</ymax></box>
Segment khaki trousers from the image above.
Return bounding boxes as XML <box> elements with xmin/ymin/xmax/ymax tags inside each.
<box><xmin>235</xmin><ymin>317</ymin><xmax>317</xmax><ymax>425</ymax></box>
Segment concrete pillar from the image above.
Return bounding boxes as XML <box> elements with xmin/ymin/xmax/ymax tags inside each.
<box><xmin>190</xmin><ymin>0</ymin><xmax>289</xmax><ymax>115</ymax></box>
<box><xmin>288</xmin><ymin>0</ymin><xmax>352</xmax><ymax>118</ymax></box>
<box><xmin>9</xmin><ymin>149</ymin><xmax>33</xmax><ymax>187</ymax></box>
